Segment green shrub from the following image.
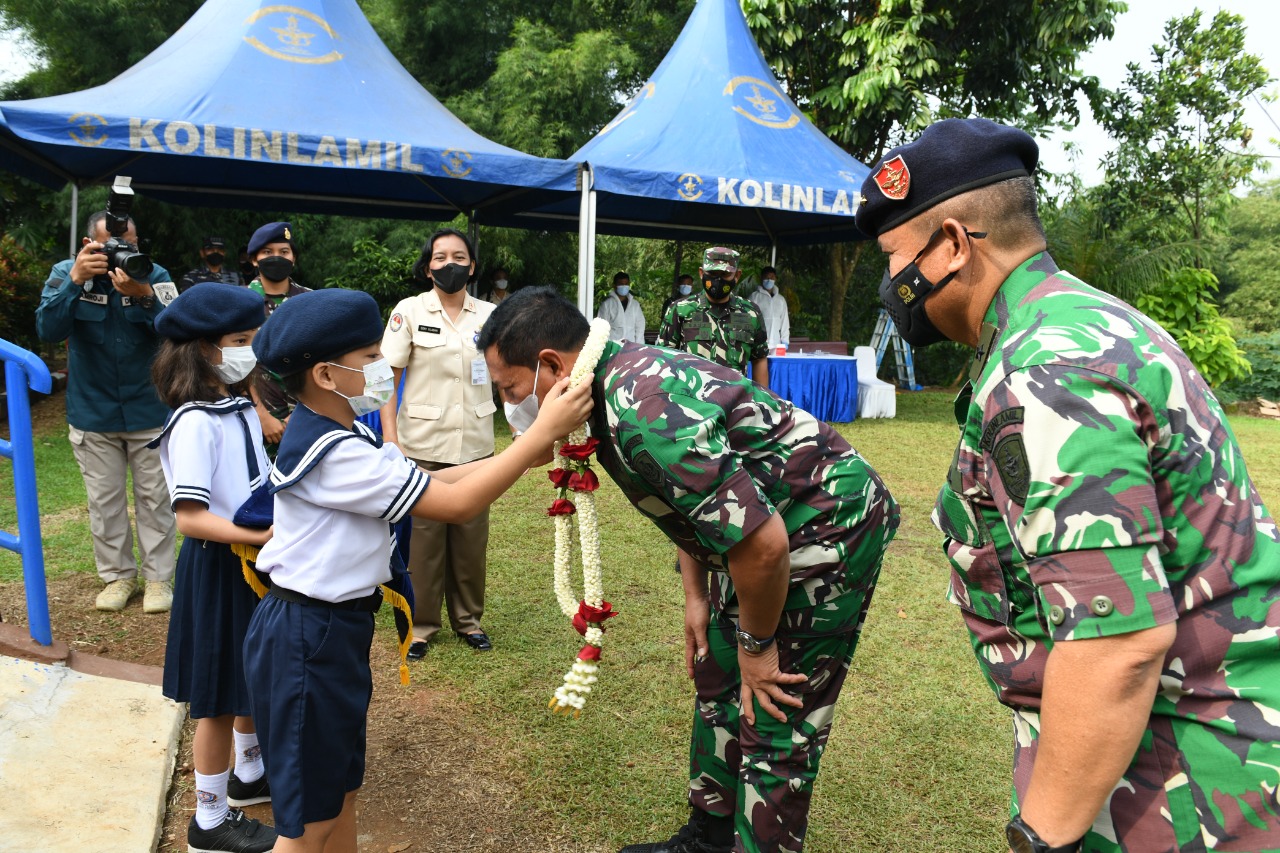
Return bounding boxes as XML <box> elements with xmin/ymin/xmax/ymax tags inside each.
<box><xmin>1217</xmin><ymin>333</ymin><xmax>1280</xmax><ymax>403</ymax></box>
<box><xmin>0</xmin><ymin>235</ymin><xmax>45</xmax><ymax>352</ymax></box>
<box><xmin>1136</xmin><ymin>267</ymin><xmax>1251</xmax><ymax>387</ymax></box>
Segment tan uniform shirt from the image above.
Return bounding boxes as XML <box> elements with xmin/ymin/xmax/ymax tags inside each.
<box><xmin>382</xmin><ymin>290</ymin><xmax>497</xmax><ymax>464</ymax></box>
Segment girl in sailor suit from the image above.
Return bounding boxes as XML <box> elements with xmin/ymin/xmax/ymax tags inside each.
<box><xmin>150</xmin><ymin>283</ymin><xmax>278</xmax><ymax>853</ymax></box>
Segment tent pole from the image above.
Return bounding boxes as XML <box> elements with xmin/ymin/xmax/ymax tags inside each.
<box><xmin>577</xmin><ymin>166</ymin><xmax>591</xmax><ymax>318</ymax></box>
<box><xmin>587</xmin><ymin>187</ymin><xmax>597</xmax><ymax>318</ymax></box>
<box><xmin>68</xmin><ymin>184</ymin><xmax>79</xmax><ymax>259</ymax></box>
<box><xmin>673</xmin><ymin>240</ymin><xmax>683</xmax><ymax>287</ymax></box>
<box><xmin>770</xmin><ymin>242</ymin><xmax>777</xmax><ymax>268</ymax></box>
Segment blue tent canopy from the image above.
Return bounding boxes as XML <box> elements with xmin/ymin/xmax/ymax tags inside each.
<box><xmin>484</xmin><ymin>0</ymin><xmax>872</xmax><ymax>247</ymax></box>
<box><xmin>0</xmin><ymin>0</ymin><xmax>577</xmax><ymax>221</ymax></box>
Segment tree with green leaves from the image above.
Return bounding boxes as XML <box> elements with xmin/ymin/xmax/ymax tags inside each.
<box><xmin>1218</xmin><ymin>180</ymin><xmax>1280</xmax><ymax>334</ymax></box>
<box><xmin>1095</xmin><ymin>9</ymin><xmax>1269</xmax><ymax>263</ymax></box>
<box><xmin>741</xmin><ymin>0</ymin><xmax>1124</xmax><ymax>338</ymax></box>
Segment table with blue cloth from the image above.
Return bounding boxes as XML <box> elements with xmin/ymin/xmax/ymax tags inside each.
<box><xmin>763</xmin><ymin>354</ymin><xmax>859</xmax><ymax>423</ymax></box>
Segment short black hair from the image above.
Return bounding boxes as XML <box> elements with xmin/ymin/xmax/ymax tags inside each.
<box><xmin>85</xmin><ymin>209</ymin><xmax>134</xmax><ymax>239</ymax></box>
<box><xmin>477</xmin><ymin>287</ymin><xmax>589</xmax><ymax>370</ymax></box>
<box><xmin>677</xmin><ymin>274</ymin><xmax>694</xmax><ymax>284</ymax></box>
<box><xmin>761</xmin><ymin>266</ymin><xmax>776</xmax><ymax>276</ymax></box>
<box><xmin>613</xmin><ymin>271</ymin><xmax>630</xmax><ymax>284</ymax></box>
<box><xmin>413</xmin><ymin>227</ymin><xmax>478</xmax><ymax>284</ymax></box>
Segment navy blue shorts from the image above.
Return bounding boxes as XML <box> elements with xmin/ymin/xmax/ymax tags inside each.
<box><xmin>243</xmin><ymin>593</ymin><xmax>374</xmax><ymax>838</ymax></box>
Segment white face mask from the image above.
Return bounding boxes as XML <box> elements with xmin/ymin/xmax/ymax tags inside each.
<box><xmin>677</xmin><ymin>284</ymin><xmax>693</xmax><ymax>296</ymax></box>
<box><xmin>762</xmin><ymin>279</ymin><xmax>776</xmax><ymax>291</ymax></box>
<box><xmin>494</xmin><ymin>279</ymin><xmax>509</xmax><ymax>290</ymax></box>
<box><xmin>327</xmin><ymin>358</ymin><xmax>394</xmax><ymax>417</ymax></box>
<box><xmin>503</xmin><ymin>361</ymin><xmax>541</xmax><ymax>434</ymax></box>
<box><xmin>214</xmin><ymin>345</ymin><xmax>257</xmax><ymax>384</ymax></box>
<box><xmin>615</xmin><ymin>285</ymin><xmax>630</xmax><ymax>297</ymax></box>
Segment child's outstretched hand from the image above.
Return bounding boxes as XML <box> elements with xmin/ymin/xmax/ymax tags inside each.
<box><xmin>527</xmin><ymin>376</ymin><xmax>593</xmax><ymax>442</ymax></box>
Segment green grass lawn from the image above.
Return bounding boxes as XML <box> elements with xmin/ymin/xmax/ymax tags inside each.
<box><xmin>2</xmin><ymin>390</ymin><xmax>1278</xmax><ymax>851</ymax></box>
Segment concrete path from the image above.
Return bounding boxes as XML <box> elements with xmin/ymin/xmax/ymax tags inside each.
<box><xmin>0</xmin><ymin>635</ymin><xmax>183</xmax><ymax>853</ymax></box>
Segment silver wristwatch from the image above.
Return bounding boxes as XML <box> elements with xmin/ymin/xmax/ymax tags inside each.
<box><xmin>734</xmin><ymin>626</ymin><xmax>776</xmax><ymax>655</ymax></box>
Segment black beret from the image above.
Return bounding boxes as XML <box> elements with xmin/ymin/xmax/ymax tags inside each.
<box><xmin>856</xmin><ymin>118</ymin><xmax>1039</xmax><ymax>238</ymax></box>
<box><xmin>252</xmin><ymin>289</ymin><xmax>384</xmax><ymax>376</ymax></box>
<box><xmin>202</xmin><ymin>236</ymin><xmax>226</xmax><ymax>249</ymax></box>
<box><xmin>154</xmin><ymin>282</ymin><xmax>264</xmax><ymax>340</ymax></box>
<box><xmin>247</xmin><ymin>221</ymin><xmax>294</xmax><ymax>255</ymax></box>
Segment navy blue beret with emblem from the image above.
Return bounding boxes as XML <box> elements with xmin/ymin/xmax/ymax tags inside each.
<box><xmin>252</xmin><ymin>288</ymin><xmax>383</xmax><ymax>376</ymax></box>
<box><xmin>855</xmin><ymin>118</ymin><xmax>1039</xmax><ymax>239</ymax></box>
<box><xmin>154</xmin><ymin>282</ymin><xmax>265</xmax><ymax>340</ymax></box>
<box><xmin>247</xmin><ymin>221</ymin><xmax>294</xmax><ymax>256</ymax></box>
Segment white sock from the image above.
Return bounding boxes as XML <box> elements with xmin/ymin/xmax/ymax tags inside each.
<box><xmin>194</xmin><ymin>769</ymin><xmax>230</xmax><ymax>831</ymax></box>
<box><xmin>232</xmin><ymin>729</ymin><xmax>264</xmax><ymax>783</ymax></box>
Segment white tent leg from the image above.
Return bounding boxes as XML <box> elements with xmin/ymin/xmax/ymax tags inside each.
<box><xmin>577</xmin><ymin>167</ymin><xmax>592</xmax><ymax>318</ymax></box>
<box><xmin>586</xmin><ymin>188</ymin><xmax>597</xmax><ymax>317</ymax></box>
<box><xmin>770</xmin><ymin>242</ymin><xmax>776</xmax><ymax>268</ymax></box>
<box><xmin>68</xmin><ymin>184</ymin><xmax>79</xmax><ymax>259</ymax></box>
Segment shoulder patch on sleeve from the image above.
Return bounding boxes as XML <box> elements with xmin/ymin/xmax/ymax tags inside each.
<box><xmin>152</xmin><ymin>282</ymin><xmax>178</xmax><ymax>306</ymax></box>
<box><xmin>991</xmin><ymin>434</ymin><xmax>1029</xmax><ymax>505</ymax></box>
<box><xmin>622</xmin><ymin>433</ymin><xmax>666</xmax><ymax>490</ymax></box>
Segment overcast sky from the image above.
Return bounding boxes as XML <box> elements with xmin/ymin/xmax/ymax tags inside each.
<box><xmin>2</xmin><ymin>2</ymin><xmax>1277</xmax><ymax>190</ymax></box>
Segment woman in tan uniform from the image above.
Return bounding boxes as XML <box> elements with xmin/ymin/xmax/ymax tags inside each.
<box><xmin>380</xmin><ymin>228</ymin><xmax>498</xmax><ymax>655</ymax></box>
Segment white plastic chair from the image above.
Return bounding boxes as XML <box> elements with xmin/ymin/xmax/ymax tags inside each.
<box><xmin>853</xmin><ymin>346</ymin><xmax>896</xmax><ymax>419</ymax></box>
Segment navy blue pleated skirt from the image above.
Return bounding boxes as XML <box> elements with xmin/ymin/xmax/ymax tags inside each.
<box><xmin>162</xmin><ymin>538</ymin><xmax>260</xmax><ymax>718</ymax></box>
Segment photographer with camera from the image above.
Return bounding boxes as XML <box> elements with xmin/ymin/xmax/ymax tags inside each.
<box><xmin>36</xmin><ymin>195</ymin><xmax>180</xmax><ymax>615</ymax></box>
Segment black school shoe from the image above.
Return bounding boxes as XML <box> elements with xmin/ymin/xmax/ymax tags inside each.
<box><xmin>226</xmin><ymin>771</ymin><xmax>271</xmax><ymax>807</ymax></box>
<box><xmin>456</xmin><ymin>631</ymin><xmax>493</xmax><ymax>651</ymax></box>
<box><xmin>407</xmin><ymin>639</ymin><xmax>430</xmax><ymax>660</ymax></box>
<box><xmin>186</xmin><ymin>808</ymin><xmax>277</xmax><ymax>853</ymax></box>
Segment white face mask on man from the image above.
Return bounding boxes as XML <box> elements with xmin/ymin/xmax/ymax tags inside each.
<box><xmin>327</xmin><ymin>358</ymin><xmax>395</xmax><ymax>417</ymax></box>
<box><xmin>502</xmin><ymin>360</ymin><xmax>541</xmax><ymax>434</ymax></box>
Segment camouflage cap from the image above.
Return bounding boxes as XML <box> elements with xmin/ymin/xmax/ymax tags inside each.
<box><xmin>702</xmin><ymin>247</ymin><xmax>739</xmax><ymax>273</ymax></box>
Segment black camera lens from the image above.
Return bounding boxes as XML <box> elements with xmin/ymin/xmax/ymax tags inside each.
<box><xmin>119</xmin><ymin>251</ymin><xmax>154</xmax><ymax>280</ymax></box>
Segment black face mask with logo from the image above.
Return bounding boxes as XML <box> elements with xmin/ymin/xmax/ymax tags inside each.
<box><xmin>878</xmin><ymin>227</ymin><xmax>985</xmax><ymax>347</ymax></box>
<box><xmin>704</xmin><ymin>275</ymin><xmax>735</xmax><ymax>300</ymax></box>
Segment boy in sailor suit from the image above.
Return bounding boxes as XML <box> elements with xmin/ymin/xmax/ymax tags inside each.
<box><xmin>244</xmin><ymin>288</ymin><xmax>591</xmax><ymax>851</ymax></box>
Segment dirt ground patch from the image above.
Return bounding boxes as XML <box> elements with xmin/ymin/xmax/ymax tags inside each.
<box><xmin>2</xmin><ymin>393</ymin><xmax>572</xmax><ymax>852</ymax></box>
<box><xmin>0</xmin><ymin>571</ymin><xmax>569</xmax><ymax>852</ymax></box>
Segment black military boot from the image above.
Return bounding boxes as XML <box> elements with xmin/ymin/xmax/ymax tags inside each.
<box><xmin>618</xmin><ymin>808</ymin><xmax>734</xmax><ymax>853</ymax></box>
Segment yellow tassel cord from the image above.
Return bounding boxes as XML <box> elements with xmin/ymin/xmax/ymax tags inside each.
<box><xmin>380</xmin><ymin>583</ymin><xmax>414</xmax><ymax>686</ymax></box>
<box><xmin>231</xmin><ymin>543</ymin><xmax>269</xmax><ymax>599</ymax></box>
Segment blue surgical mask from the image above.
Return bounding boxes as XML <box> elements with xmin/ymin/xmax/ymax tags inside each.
<box><xmin>762</xmin><ymin>279</ymin><xmax>776</xmax><ymax>291</ymax></box>
<box><xmin>503</xmin><ymin>361</ymin><xmax>541</xmax><ymax>434</ymax></box>
<box><xmin>615</xmin><ymin>285</ymin><xmax>631</xmax><ymax>297</ymax></box>
<box><xmin>677</xmin><ymin>284</ymin><xmax>692</xmax><ymax>296</ymax></box>
<box><xmin>327</xmin><ymin>358</ymin><xmax>394</xmax><ymax>416</ymax></box>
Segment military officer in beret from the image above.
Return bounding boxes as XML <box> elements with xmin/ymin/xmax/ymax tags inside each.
<box><xmin>658</xmin><ymin>247</ymin><xmax>770</xmax><ymax>389</ymax></box>
<box><xmin>480</xmin><ymin>287</ymin><xmax>898</xmax><ymax>853</ymax></box>
<box><xmin>857</xmin><ymin>117</ymin><xmax>1280</xmax><ymax>852</ymax></box>
<box><xmin>36</xmin><ymin>208</ymin><xmax>179</xmax><ymax>614</ymax></box>
<box><xmin>244</xmin><ymin>221</ymin><xmax>311</xmax><ymax>449</ymax></box>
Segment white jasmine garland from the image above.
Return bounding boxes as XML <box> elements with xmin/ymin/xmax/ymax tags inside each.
<box><xmin>548</xmin><ymin>318</ymin><xmax>612</xmax><ymax>716</ymax></box>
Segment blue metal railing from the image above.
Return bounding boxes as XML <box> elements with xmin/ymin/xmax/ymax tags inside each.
<box><xmin>0</xmin><ymin>338</ymin><xmax>53</xmax><ymax>645</ymax></box>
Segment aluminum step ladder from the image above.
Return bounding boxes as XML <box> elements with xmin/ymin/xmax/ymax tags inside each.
<box><xmin>869</xmin><ymin>309</ymin><xmax>920</xmax><ymax>390</ymax></box>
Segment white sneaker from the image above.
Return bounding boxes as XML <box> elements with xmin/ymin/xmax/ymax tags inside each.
<box><xmin>143</xmin><ymin>580</ymin><xmax>173</xmax><ymax>614</ymax></box>
<box><xmin>95</xmin><ymin>578</ymin><xmax>139</xmax><ymax>612</ymax></box>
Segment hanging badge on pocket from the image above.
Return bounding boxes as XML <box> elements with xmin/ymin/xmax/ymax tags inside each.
<box><xmin>471</xmin><ymin>356</ymin><xmax>489</xmax><ymax>385</ymax></box>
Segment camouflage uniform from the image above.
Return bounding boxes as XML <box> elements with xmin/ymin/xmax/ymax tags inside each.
<box><xmin>656</xmin><ymin>291</ymin><xmax>769</xmax><ymax>375</ymax></box>
<box><xmin>934</xmin><ymin>253</ymin><xmax>1280</xmax><ymax>851</ymax></box>
<box><xmin>590</xmin><ymin>341</ymin><xmax>899</xmax><ymax>852</ymax></box>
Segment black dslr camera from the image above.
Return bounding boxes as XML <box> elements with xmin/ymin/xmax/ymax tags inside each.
<box><xmin>95</xmin><ymin>176</ymin><xmax>153</xmax><ymax>282</ymax></box>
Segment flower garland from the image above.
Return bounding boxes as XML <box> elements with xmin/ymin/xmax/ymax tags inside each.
<box><xmin>547</xmin><ymin>318</ymin><xmax>615</xmax><ymax>716</ymax></box>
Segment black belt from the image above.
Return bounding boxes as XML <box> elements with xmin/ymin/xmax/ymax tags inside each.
<box><xmin>269</xmin><ymin>585</ymin><xmax>383</xmax><ymax>612</ymax></box>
